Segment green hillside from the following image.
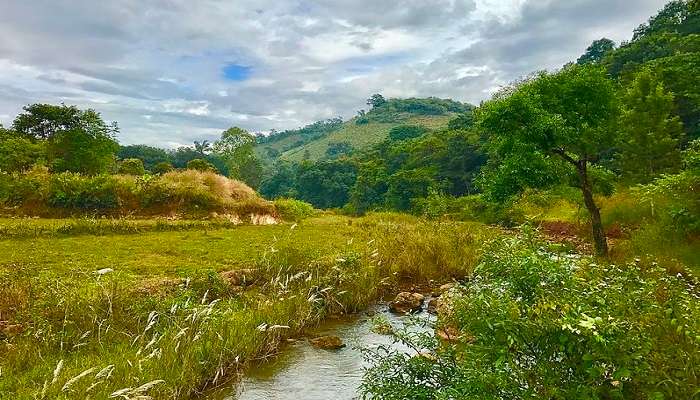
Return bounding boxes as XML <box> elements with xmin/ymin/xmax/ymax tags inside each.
<box><xmin>255</xmin><ymin>97</ymin><xmax>471</xmax><ymax>163</ymax></box>
<box><xmin>281</xmin><ymin>114</ymin><xmax>454</xmax><ymax>162</ymax></box>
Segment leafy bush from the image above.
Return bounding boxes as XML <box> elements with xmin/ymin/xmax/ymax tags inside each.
<box><xmin>274</xmin><ymin>198</ymin><xmax>315</xmax><ymax>221</ymax></box>
<box><xmin>117</xmin><ymin>158</ymin><xmax>146</xmax><ymax>175</ymax></box>
<box><xmin>636</xmin><ymin>139</ymin><xmax>700</xmax><ymax>236</ymax></box>
<box><xmin>186</xmin><ymin>158</ymin><xmax>217</xmax><ymax>172</ymax></box>
<box><xmin>388</xmin><ymin>125</ymin><xmax>428</xmax><ymax>141</ymax></box>
<box><xmin>152</xmin><ymin>161</ymin><xmax>174</xmax><ymax>174</ymax></box>
<box><xmin>363</xmin><ymin>235</ymin><xmax>700</xmax><ymax>399</ymax></box>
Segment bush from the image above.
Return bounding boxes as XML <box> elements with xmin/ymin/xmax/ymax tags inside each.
<box><xmin>152</xmin><ymin>161</ymin><xmax>174</xmax><ymax>174</ymax></box>
<box><xmin>117</xmin><ymin>158</ymin><xmax>146</xmax><ymax>176</ymax></box>
<box><xmin>274</xmin><ymin>198</ymin><xmax>315</xmax><ymax>221</ymax></box>
<box><xmin>186</xmin><ymin>158</ymin><xmax>217</xmax><ymax>173</ymax></box>
<box><xmin>363</xmin><ymin>235</ymin><xmax>700</xmax><ymax>399</ymax></box>
<box><xmin>0</xmin><ymin>169</ymin><xmax>271</xmax><ymax>218</ymax></box>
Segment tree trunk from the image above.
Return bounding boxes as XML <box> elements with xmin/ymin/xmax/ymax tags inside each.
<box><xmin>577</xmin><ymin>163</ymin><xmax>608</xmax><ymax>256</ymax></box>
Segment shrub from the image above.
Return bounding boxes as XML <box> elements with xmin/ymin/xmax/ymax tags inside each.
<box><xmin>0</xmin><ymin>169</ymin><xmax>271</xmax><ymax>218</ymax></box>
<box><xmin>152</xmin><ymin>161</ymin><xmax>174</xmax><ymax>174</ymax></box>
<box><xmin>187</xmin><ymin>158</ymin><xmax>217</xmax><ymax>173</ymax></box>
<box><xmin>117</xmin><ymin>158</ymin><xmax>146</xmax><ymax>175</ymax></box>
<box><xmin>274</xmin><ymin>198</ymin><xmax>315</xmax><ymax>221</ymax></box>
<box><xmin>363</xmin><ymin>235</ymin><xmax>700</xmax><ymax>399</ymax></box>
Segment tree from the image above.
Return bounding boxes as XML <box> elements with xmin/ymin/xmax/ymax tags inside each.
<box><xmin>577</xmin><ymin>38</ymin><xmax>616</xmax><ymax>65</ymax></box>
<box><xmin>367</xmin><ymin>94</ymin><xmax>387</xmax><ymax>109</ymax></box>
<box><xmin>118</xmin><ymin>145</ymin><xmax>170</xmax><ymax>171</ymax></box>
<box><xmin>477</xmin><ymin>65</ymin><xmax>620</xmax><ymax>255</ymax></box>
<box><xmin>0</xmin><ymin>129</ymin><xmax>45</xmax><ymax>172</ymax></box>
<box><xmin>325</xmin><ymin>142</ymin><xmax>353</xmax><ymax>158</ymax></box>
<box><xmin>11</xmin><ymin>104</ymin><xmax>119</xmax><ymax>174</ymax></box>
<box><xmin>118</xmin><ymin>158</ymin><xmax>146</xmax><ymax>176</ymax></box>
<box><xmin>213</xmin><ymin>127</ymin><xmax>263</xmax><ymax>188</ymax></box>
<box><xmin>193</xmin><ymin>140</ymin><xmax>211</xmax><ymax>156</ymax></box>
<box><xmin>385</xmin><ymin>168</ymin><xmax>436</xmax><ymax>211</ymax></box>
<box><xmin>617</xmin><ymin>68</ymin><xmax>684</xmax><ymax>182</ymax></box>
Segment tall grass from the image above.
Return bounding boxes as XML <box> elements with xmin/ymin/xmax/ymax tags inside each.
<box><xmin>0</xmin><ymin>167</ymin><xmax>274</xmax><ymax>219</ymax></box>
<box><xmin>0</xmin><ymin>215</ymin><xmax>494</xmax><ymax>399</ymax></box>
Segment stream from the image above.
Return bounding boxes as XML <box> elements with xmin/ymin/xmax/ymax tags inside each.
<box><xmin>222</xmin><ymin>299</ymin><xmax>435</xmax><ymax>400</ymax></box>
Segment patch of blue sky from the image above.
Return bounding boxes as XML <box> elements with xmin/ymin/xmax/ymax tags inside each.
<box><xmin>223</xmin><ymin>64</ymin><xmax>252</xmax><ymax>81</ymax></box>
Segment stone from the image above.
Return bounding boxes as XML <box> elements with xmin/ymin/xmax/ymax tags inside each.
<box><xmin>427</xmin><ymin>297</ymin><xmax>440</xmax><ymax>314</ymax></box>
<box><xmin>309</xmin><ymin>335</ymin><xmax>345</xmax><ymax>350</ymax></box>
<box><xmin>219</xmin><ymin>269</ymin><xmax>258</xmax><ymax>287</ymax></box>
<box><xmin>390</xmin><ymin>292</ymin><xmax>425</xmax><ymax>314</ymax></box>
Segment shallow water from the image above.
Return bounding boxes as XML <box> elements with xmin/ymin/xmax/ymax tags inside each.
<box><xmin>223</xmin><ymin>301</ymin><xmax>434</xmax><ymax>400</ymax></box>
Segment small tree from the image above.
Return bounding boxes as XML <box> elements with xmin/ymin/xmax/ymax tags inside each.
<box><xmin>617</xmin><ymin>68</ymin><xmax>684</xmax><ymax>182</ymax></box>
<box><xmin>118</xmin><ymin>158</ymin><xmax>146</xmax><ymax>176</ymax></box>
<box><xmin>367</xmin><ymin>94</ymin><xmax>387</xmax><ymax>109</ymax></box>
<box><xmin>478</xmin><ymin>64</ymin><xmax>620</xmax><ymax>255</ymax></box>
<box><xmin>213</xmin><ymin>127</ymin><xmax>263</xmax><ymax>188</ymax></box>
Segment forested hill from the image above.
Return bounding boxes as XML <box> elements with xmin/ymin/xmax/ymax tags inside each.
<box><xmin>254</xmin><ymin>96</ymin><xmax>473</xmax><ymax>163</ymax></box>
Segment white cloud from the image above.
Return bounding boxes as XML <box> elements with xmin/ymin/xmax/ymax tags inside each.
<box><xmin>0</xmin><ymin>0</ymin><xmax>670</xmax><ymax>145</ymax></box>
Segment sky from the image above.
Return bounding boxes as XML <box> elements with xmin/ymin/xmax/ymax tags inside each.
<box><xmin>0</xmin><ymin>0</ymin><xmax>669</xmax><ymax>148</ymax></box>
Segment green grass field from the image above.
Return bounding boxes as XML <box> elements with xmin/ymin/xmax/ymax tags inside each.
<box><xmin>0</xmin><ymin>215</ymin><xmax>493</xmax><ymax>399</ymax></box>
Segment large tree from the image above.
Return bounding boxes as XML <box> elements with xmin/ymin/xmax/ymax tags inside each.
<box><xmin>12</xmin><ymin>104</ymin><xmax>119</xmax><ymax>174</ymax></box>
<box><xmin>477</xmin><ymin>65</ymin><xmax>620</xmax><ymax>255</ymax></box>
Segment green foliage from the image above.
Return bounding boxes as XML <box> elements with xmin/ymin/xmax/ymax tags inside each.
<box><xmin>617</xmin><ymin>68</ymin><xmax>684</xmax><ymax>182</ymax></box>
<box><xmin>214</xmin><ymin>127</ymin><xmax>264</xmax><ymax>188</ymax></box>
<box><xmin>12</xmin><ymin>103</ymin><xmax>120</xmax><ymax>175</ymax></box>
<box><xmin>385</xmin><ymin>168</ymin><xmax>436</xmax><ymax>211</ymax></box>
<box><xmin>477</xmin><ymin>64</ymin><xmax>620</xmax><ymax>254</ymax></box>
<box><xmin>365</xmin><ymin>97</ymin><xmax>472</xmax><ymax>123</ymax></box>
<box><xmin>325</xmin><ymin>141</ymin><xmax>353</xmax><ymax>158</ymax></box>
<box><xmin>295</xmin><ymin>159</ymin><xmax>358</xmax><ymax>208</ymax></box>
<box><xmin>273</xmin><ymin>198</ymin><xmax>315</xmax><ymax>221</ymax></box>
<box><xmin>637</xmin><ymin>139</ymin><xmax>700</xmax><ymax>236</ymax></box>
<box><xmin>152</xmin><ymin>161</ymin><xmax>174</xmax><ymax>174</ymax></box>
<box><xmin>118</xmin><ymin>158</ymin><xmax>146</xmax><ymax>176</ymax></box>
<box><xmin>388</xmin><ymin>125</ymin><xmax>428</xmax><ymax>141</ymax></box>
<box><xmin>0</xmin><ymin>132</ymin><xmax>45</xmax><ymax>172</ymax></box>
<box><xmin>603</xmin><ymin>1</ymin><xmax>700</xmax><ymax>139</ymax></box>
<box><xmin>367</xmin><ymin>93</ymin><xmax>387</xmax><ymax>108</ymax></box>
<box><xmin>577</xmin><ymin>38</ymin><xmax>616</xmax><ymax>65</ymax></box>
<box><xmin>447</xmin><ymin>112</ymin><xmax>475</xmax><ymax>131</ymax></box>
<box><xmin>118</xmin><ymin>145</ymin><xmax>171</xmax><ymax>171</ymax></box>
<box><xmin>186</xmin><ymin>158</ymin><xmax>217</xmax><ymax>172</ymax></box>
<box><xmin>363</xmin><ymin>235</ymin><xmax>700</xmax><ymax>399</ymax></box>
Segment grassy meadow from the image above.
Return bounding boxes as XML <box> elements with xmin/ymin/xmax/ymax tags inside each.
<box><xmin>0</xmin><ymin>214</ymin><xmax>494</xmax><ymax>399</ymax></box>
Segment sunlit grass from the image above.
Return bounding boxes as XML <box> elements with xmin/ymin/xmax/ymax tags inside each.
<box><xmin>0</xmin><ymin>214</ymin><xmax>493</xmax><ymax>399</ymax></box>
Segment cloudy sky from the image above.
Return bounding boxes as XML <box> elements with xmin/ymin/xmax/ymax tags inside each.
<box><xmin>0</xmin><ymin>0</ymin><xmax>668</xmax><ymax>148</ymax></box>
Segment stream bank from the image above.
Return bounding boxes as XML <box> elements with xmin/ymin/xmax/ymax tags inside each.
<box><xmin>217</xmin><ymin>299</ymin><xmax>435</xmax><ymax>400</ymax></box>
